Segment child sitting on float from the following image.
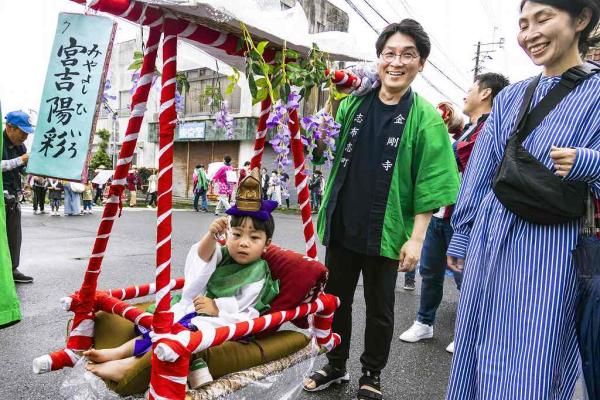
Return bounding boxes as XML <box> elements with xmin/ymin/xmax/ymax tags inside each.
<box><xmin>83</xmin><ymin>170</ymin><xmax>279</xmax><ymax>389</ymax></box>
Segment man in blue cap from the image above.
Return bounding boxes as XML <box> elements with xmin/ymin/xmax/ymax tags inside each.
<box><xmin>2</xmin><ymin>111</ymin><xmax>33</xmax><ymax>283</ymax></box>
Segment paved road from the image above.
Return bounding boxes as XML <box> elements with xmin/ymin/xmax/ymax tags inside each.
<box><xmin>0</xmin><ymin>205</ymin><xmax>491</xmax><ymax>399</ymax></box>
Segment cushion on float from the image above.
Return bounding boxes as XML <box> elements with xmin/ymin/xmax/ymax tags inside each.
<box><xmin>263</xmin><ymin>244</ymin><xmax>328</xmax><ymax>329</ymax></box>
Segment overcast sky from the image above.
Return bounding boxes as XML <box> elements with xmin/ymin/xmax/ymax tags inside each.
<box><xmin>0</xmin><ymin>0</ymin><xmax>540</xmax><ymax>117</ymax></box>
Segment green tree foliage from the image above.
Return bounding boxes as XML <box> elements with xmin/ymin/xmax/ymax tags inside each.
<box><xmin>90</xmin><ymin>128</ymin><xmax>112</xmax><ymax>170</ymax></box>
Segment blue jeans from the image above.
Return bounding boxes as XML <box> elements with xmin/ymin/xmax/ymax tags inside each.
<box><xmin>193</xmin><ymin>190</ymin><xmax>208</xmax><ymax>211</ymax></box>
<box><xmin>416</xmin><ymin>216</ymin><xmax>462</xmax><ymax>326</ymax></box>
<box><xmin>310</xmin><ymin>191</ymin><xmax>320</xmax><ymax>210</ymax></box>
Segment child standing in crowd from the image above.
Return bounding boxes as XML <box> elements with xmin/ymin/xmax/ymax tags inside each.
<box><xmin>84</xmin><ymin>173</ymin><xmax>279</xmax><ymax>388</ymax></box>
<box><xmin>267</xmin><ymin>170</ymin><xmax>281</xmax><ymax>206</ymax></box>
<box><xmin>309</xmin><ymin>170</ymin><xmax>324</xmax><ymax>213</ymax></box>
<box><xmin>47</xmin><ymin>179</ymin><xmax>63</xmax><ymax>216</ymax></box>
<box><xmin>82</xmin><ymin>182</ymin><xmax>94</xmax><ymax>214</ymax></box>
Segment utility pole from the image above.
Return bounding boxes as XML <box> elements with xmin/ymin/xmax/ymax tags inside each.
<box><xmin>473</xmin><ymin>38</ymin><xmax>505</xmax><ymax>80</ymax></box>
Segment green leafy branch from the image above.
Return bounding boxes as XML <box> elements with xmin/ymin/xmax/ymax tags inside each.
<box><xmin>239</xmin><ymin>23</ymin><xmax>336</xmax><ymax>107</ymax></box>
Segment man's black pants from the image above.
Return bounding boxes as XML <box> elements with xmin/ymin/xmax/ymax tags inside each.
<box><xmin>4</xmin><ymin>198</ymin><xmax>21</xmax><ymax>271</ymax></box>
<box><xmin>32</xmin><ymin>186</ymin><xmax>46</xmax><ymax>212</ymax></box>
<box><xmin>325</xmin><ymin>243</ymin><xmax>398</xmax><ymax>374</ymax></box>
<box><xmin>93</xmin><ymin>188</ymin><xmax>103</xmax><ymax>205</ymax></box>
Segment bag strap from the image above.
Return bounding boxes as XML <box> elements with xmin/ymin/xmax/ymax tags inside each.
<box><xmin>515</xmin><ymin>61</ymin><xmax>600</xmax><ymax>143</ymax></box>
<box><xmin>583</xmin><ymin>192</ymin><xmax>598</xmax><ymax>236</ymax></box>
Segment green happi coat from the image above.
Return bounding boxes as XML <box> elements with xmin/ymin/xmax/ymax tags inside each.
<box><xmin>317</xmin><ymin>92</ymin><xmax>460</xmax><ymax>260</ymax></box>
<box><xmin>0</xmin><ymin>106</ymin><xmax>22</xmax><ymax>327</ymax></box>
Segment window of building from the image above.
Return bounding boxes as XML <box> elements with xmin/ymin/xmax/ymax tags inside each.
<box><xmin>183</xmin><ymin>69</ymin><xmax>241</xmax><ymax>116</ymax></box>
<box><xmin>316</xmin><ymin>22</ymin><xmax>326</xmax><ymax>33</ymax></box>
<box><xmin>119</xmin><ymin>90</ymin><xmax>132</xmax><ymax>117</ymax></box>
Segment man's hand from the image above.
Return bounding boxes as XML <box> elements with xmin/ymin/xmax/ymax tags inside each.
<box><xmin>549</xmin><ymin>146</ymin><xmax>576</xmax><ymax>177</ymax></box>
<box><xmin>398</xmin><ymin>238</ymin><xmax>423</xmax><ymax>272</ymax></box>
<box><xmin>346</xmin><ymin>64</ymin><xmax>380</xmax><ymax>97</ymax></box>
<box><xmin>447</xmin><ymin>256</ymin><xmax>464</xmax><ymax>273</ymax></box>
<box><xmin>193</xmin><ymin>296</ymin><xmax>219</xmax><ymax>316</ymax></box>
<box><xmin>20</xmin><ymin>154</ymin><xmax>29</xmax><ymax>165</ymax></box>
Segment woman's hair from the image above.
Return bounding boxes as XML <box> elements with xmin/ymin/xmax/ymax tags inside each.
<box><xmin>375</xmin><ymin>19</ymin><xmax>431</xmax><ymax>61</ymax></box>
<box><xmin>230</xmin><ymin>215</ymin><xmax>275</xmax><ymax>240</ymax></box>
<box><xmin>520</xmin><ymin>0</ymin><xmax>600</xmax><ymax>55</ymax></box>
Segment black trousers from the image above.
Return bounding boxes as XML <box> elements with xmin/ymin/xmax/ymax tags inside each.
<box><xmin>93</xmin><ymin>188</ymin><xmax>103</xmax><ymax>204</ymax></box>
<box><xmin>32</xmin><ymin>186</ymin><xmax>46</xmax><ymax>212</ymax></box>
<box><xmin>4</xmin><ymin>199</ymin><xmax>21</xmax><ymax>271</ymax></box>
<box><xmin>325</xmin><ymin>242</ymin><xmax>398</xmax><ymax>373</ymax></box>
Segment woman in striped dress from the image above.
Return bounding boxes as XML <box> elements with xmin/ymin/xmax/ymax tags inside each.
<box><xmin>445</xmin><ymin>1</ymin><xmax>600</xmax><ymax>398</ymax></box>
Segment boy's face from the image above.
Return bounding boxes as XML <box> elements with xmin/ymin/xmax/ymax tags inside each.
<box><xmin>227</xmin><ymin>217</ymin><xmax>270</xmax><ymax>264</ymax></box>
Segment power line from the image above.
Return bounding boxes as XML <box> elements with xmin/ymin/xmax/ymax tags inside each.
<box><xmin>360</xmin><ymin>0</ymin><xmax>467</xmax><ymax>94</ymax></box>
<box><xmin>420</xmin><ymin>73</ymin><xmax>458</xmax><ymax>106</ymax></box>
<box><xmin>344</xmin><ymin>0</ymin><xmax>381</xmax><ymax>34</ymax></box>
<box><xmin>344</xmin><ymin>0</ymin><xmax>461</xmax><ymax>104</ymax></box>
<box><xmin>391</xmin><ymin>0</ymin><xmax>472</xmax><ymax>86</ymax></box>
<box><xmin>360</xmin><ymin>0</ymin><xmax>389</xmax><ymax>28</ymax></box>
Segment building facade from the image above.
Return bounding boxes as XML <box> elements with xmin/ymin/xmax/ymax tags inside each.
<box><xmin>96</xmin><ymin>0</ymin><xmax>347</xmax><ymax>198</ymax></box>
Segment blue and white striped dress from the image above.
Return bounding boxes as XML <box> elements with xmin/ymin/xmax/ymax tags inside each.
<box><xmin>446</xmin><ymin>73</ymin><xmax>600</xmax><ymax>399</ymax></box>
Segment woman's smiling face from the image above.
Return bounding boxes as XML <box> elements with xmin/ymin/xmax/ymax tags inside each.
<box><xmin>518</xmin><ymin>2</ymin><xmax>591</xmax><ymax>73</ymax></box>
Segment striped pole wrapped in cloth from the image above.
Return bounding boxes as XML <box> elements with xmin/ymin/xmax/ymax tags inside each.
<box><xmin>288</xmin><ymin>108</ymin><xmax>318</xmax><ymax>259</ymax></box>
<box><xmin>249</xmin><ymin>99</ymin><xmax>272</xmax><ymax>170</ymax></box>
<box><xmin>106</xmin><ymin>277</ymin><xmax>185</xmax><ymax>301</ymax></box>
<box><xmin>148</xmin><ymin>17</ymin><xmax>187</xmax><ymax>400</ymax></box>
<box><xmin>150</xmin><ymin>293</ymin><xmax>341</xmax><ymax>365</ymax></box>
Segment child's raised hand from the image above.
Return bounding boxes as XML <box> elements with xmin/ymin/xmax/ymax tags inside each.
<box><xmin>208</xmin><ymin>217</ymin><xmax>229</xmax><ymax>236</ymax></box>
<box><xmin>193</xmin><ymin>295</ymin><xmax>219</xmax><ymax>316</ymax></box>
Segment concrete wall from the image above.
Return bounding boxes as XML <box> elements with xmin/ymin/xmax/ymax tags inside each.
<box><xmin>297</xmin><ymin>0</ymin><xmax>349</xmax><ymax>33</ymax></box>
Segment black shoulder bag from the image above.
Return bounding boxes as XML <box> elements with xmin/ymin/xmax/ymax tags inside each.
<box><xmin>492</xmin><ymin>61</ymin><xmax>600</xmax><ymax>225</ymax></box>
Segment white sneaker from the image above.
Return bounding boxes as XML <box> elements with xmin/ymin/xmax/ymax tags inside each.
<box><xmin>446</xmin><ymin>341</ymin><xmax>455</xmax><ymax>353</ymax></box>
<box><xmin>399</xmin><ymin>321</ymin><xmax>433</xmax><ymax>343</ymax></box>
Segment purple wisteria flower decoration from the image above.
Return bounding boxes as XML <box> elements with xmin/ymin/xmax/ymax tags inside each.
<box><xmin>129</xmin><ymin>72</ymin><xmax>140</xmax><ymax>95</ymax></box>
<box><xmin>102</xmin><ymin>79</ymin><xmax>117</xmax><ymax>103</ymax></box>
<box><xmin>301</xmin><ymin>109</ymin><xmax>341</xmax><ymax>168</ymax></box>
<box><xmin>175</xmin><ymin>90</ymin><xmax>184</xmax><ymax>114</ymax></box>
<box><xmin>215</xmin><ymin>101</ymin><xmax>234</xmax><ymax>139</ymax></box>
<box><xmin>267</xmin><ymin>91</ymin><xmax>302</xmax><ymax>169</ymax></box>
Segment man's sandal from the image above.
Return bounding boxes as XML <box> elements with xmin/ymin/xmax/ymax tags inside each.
<box><xmin>303</xmin><ymin>364</ymin><xmax>350</xmax><ymax>392</ymax></box>
<box><xmin>356</xmin><ymin>372</ymin><xmax>383</xmax><ymax>400</ymax></box>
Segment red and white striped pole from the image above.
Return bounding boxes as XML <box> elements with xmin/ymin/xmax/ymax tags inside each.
<box><xmin>106</xmin><ymin>277</ymin><xmax>185</xmax><ymax>301</ymax></box>
<box><xmin>148</xmin><ymin>17</ymin><xmax>190</xmax><ymax>400</ymax></box>
<box><xmin>249</xmin><ymin>99</ymin><xmax>272</xmax><ymax>170</ymax></box>
<box><xmin>151</xmin><ymin>293</ymin><xmax>341</xmax><ymax>364</ymax></box>
<box><xmin>326</xmin><ymin>69</ymin><xmax>359</xmax><ymax>89</ymax></box>
<box><xmin>288</xmin><ymin>108</ymin><xmax>318</xmax><ymax>259</ymax></box>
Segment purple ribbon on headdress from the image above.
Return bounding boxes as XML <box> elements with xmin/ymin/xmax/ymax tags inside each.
<box><xmin>225</xmin><ymin>200</ymin><xmax>278</xmax><ymax>221</ymax></box>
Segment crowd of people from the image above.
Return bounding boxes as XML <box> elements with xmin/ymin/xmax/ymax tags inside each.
<box><xmin>191</xmin><ymin>157</ymin><xmax>299</xmax><ymax>214</ymax></box>
<box><xmin>1</xmin><ymin>0</ymin><xmax>599</xmax><ymax>398</ymax></box>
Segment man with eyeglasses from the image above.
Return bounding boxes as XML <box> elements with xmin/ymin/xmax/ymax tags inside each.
<box><xmin>303</xmin><ymin>19</ymin><xmax>459</xmax><ymax>400</ymax></box>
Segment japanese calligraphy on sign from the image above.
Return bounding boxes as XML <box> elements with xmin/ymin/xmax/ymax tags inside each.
<box><xmin>27</xmin><ymin>13</ymin><xmax>115</xmax><ymax>181</ymax></box>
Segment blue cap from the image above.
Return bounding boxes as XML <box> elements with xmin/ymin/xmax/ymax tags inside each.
<box><xmin>5</xmin><ymin>111</ymin><xmax>34</xmax><ymax>134</ymax></box>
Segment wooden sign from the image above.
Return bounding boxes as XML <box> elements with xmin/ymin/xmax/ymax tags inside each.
<box><xmin>27</xmin><ymin>13</ymin><xmax>116</xmax><ymax>181</ymax></box>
